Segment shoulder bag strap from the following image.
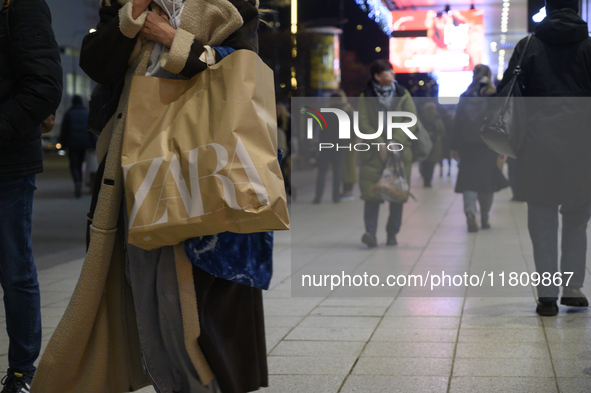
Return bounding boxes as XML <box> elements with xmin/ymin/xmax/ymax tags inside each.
<box><xmin>485</xmin><ymin>34</ymin><xmax>534</xmax><ymax>126</ymax></box>
<box><xmin>499</xmin><ymin>33</ymin><xmax>533</xmax><ymax>104</ymax></box>
<box><xmin>513</xmin><ymin>34</ymin><xmax>533</xmax><ymax>77</ymax></box>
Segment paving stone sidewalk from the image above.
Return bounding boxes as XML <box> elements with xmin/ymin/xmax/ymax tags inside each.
<box><xmin>1</xmin><ymin>164</ymin><xmax>590</xmax><ymax>392</ymax></box>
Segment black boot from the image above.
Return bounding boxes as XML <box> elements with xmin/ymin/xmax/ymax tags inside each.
<box><xmin>536</xmin><ymin>300</ymin><xmax>558</xmax><ymax>316</ymax></box>
<box><xmin>466</xmin><ymin>213</ymin><xmax>478</xmax><ymax>232</ymax></box>
<box><xmin>386</xmin><ymin>234</ymin><xmax>397</xmax><ymax>246</ymax></box>
<box><xmin>481</xmin><ymin>216</ymin><xmax>491</xmax><ymax>230</ymax></box>
<box><xmin>361</xmin><ymin>232</ymin><xmax>377</xmax><ymax>248</ymax></box>
<box><xmin>74</xmin><ymin>182</ymin><xmax>82</xmax><ymax>198</ymax></box>
<box><xmin>561</xmin><ymin>287</ymin><xmax>589</xmax><ymax>307</ymax></box>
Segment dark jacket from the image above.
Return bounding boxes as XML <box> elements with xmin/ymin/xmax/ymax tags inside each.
<box><xmin>79</xmin><ymin>0</ymin><xmax>259</xmax><ymax>85</ymax></box>
<box><xmin>59</xmin><ymin>98</ymin><xmax>95</xmax><ymax>150</ymax></box>
<box><xmin>452</xmin><ymin>91</ymin><xmax>509</xmax><ymax>193</ymax></box>
<box><xmin>451</xmin><ymin>92</ymin><xmax>493</xmax><ymax>148</ymax></box>
<box><xmin>497</xmin><ymin>9</ymin><xmax>591</xmax><ymax>206</ymax></box>
<box><xmin>0</xmin><ymin>0</ymin><xmax>62</xmax><ymax>178</ymax></box>
<box><xmin>420</xmin><ymin>105</ymin><xmax>445</xmax><ymax>164</ymax></box>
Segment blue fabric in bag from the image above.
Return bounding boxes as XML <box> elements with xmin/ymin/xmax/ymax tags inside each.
<box><xmin>185</xmin><ymin>232</ymin><xmax>274</xmax><ymax>290</ymax></box>
<box><xmin>212</xmin><ymin>46</ymin><xmax>236</xmax><ymax>58</ymax></box>
<box><xmin>184</xmin><ymin>151</ymin><xmax>283</xmax><ymax>290</ymax></box>
<box><xmin>184</xmin><ymin>48</ymin><xmax>282</xmax><ymax>290</ymax></box>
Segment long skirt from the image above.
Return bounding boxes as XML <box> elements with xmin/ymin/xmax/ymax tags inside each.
<box><xmin>127</xmin><ymin>244</ymin><xmax>268</xmax><ymax>393</ymax></box>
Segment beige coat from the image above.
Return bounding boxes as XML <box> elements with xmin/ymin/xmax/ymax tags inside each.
<box><xmin>31</xmin><ymin>1</ymin><xmax>255</xmax><ymax>391</ymax></box>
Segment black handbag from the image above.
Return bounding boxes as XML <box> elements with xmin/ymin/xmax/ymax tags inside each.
<box><xmin>480</xmin><ymin>34</ymin><xmax>533</xmax><ymax>158</ymax></box>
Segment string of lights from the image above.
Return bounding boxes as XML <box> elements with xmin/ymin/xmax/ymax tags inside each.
<box><xmin>354</xmin><ymin>0</ymin><xmax>393</xmax><ymax>35</ymax></box>
<box><xmin>498</xmin><ymin>0</ymin><xmax>511</xmax><ymax>80</ymax></box>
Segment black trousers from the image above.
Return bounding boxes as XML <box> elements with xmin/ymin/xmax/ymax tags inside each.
<box><xmin>67</xmin><ymin>148</ymin><xmax>86</xmax><ymax>183</ymax></box>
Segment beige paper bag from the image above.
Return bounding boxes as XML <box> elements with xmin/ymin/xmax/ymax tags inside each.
<box><xmin>122</xmin><ymin>50</ymin><xmax>290</xmax><ymax>250</ymax></box>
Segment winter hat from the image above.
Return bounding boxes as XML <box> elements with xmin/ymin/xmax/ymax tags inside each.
<box><xmin>545</xmin><ymin>0</ymin><xmax>579</xmax><ymax>14</ymax></box>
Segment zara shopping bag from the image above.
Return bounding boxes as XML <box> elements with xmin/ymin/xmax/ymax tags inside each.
<box><xmin>122</xmin><ymin>50</ymin><xmax>290</xmax><ymax>250</ymax></box>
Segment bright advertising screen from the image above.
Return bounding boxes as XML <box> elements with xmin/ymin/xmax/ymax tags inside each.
<box><xmin>389</xmin><ymin>10</ymin><xmax>484</xmax><ymax>73</ymax></box>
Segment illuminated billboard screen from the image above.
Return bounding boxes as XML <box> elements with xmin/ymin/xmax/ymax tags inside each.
<box><xmin>389</xmin><ymin>10</ymin><xmax>484</xmax><ymax>73</ymax></box>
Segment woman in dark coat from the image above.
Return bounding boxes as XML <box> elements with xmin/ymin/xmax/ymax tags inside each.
<box><xmin>438</xmin><ymin>107</ymin><xmax>453</xmax><ymax>178</ymax></box>
<box><xmin>497</xmin><ymin>0</ymin><xmax>591</xmax><ymax>316</ymax></box>
<box><xmin>451</xmin><ymin>64</ymin><xmax>509</xmax><ymax>232</ymax></box>
<box><xmin>312</xmin><ymin>93</ymin><xmax>346</xmax><ymax>204</ymax></box>
<box><xmin>418</xmin><ymin>100</ymin><xmax>446</xmax><ymax>187</ymax></box>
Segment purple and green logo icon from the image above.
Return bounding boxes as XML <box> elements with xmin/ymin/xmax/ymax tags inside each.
<box><xmin>301</xmin><ymin>106</ymin><xmax>328</xmax><ymax>136</ymax></box>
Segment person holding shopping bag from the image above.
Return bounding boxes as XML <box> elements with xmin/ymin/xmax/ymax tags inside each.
<box><xmin>31</xmin><ymin>1</ymin><xmax>274</xmax><ymax>392</ymax></box>
<box><xmin>358</xmin><ymin>60</ymin><xmax>418</xmax><ymax>248</ymax></box>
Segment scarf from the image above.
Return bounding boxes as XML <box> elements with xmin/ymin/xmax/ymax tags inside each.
<box><xmin>371</xmin><ymin>80</ymin><xmax>397</xmax><ymax>109</ymax></box>
<box><xmin>145</xmin><ymin>0</ymin><xmax>186</xmax><ymax>78</ymax></box>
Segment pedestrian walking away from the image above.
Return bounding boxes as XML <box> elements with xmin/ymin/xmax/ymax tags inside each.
<box><xmin>333</xmin><ymin>90</ymin><xmax>357</xmax><ymax>202</ymax></box>
<box><xmin>497</xmin><ymin>0</ymin><xmax>591</xmax><ymax>317</ymax></box>
<box><xmin>59</xmin><ymin>95</ymin><xmax>96</xmax><ymax>198</ymax></box>
<box><xmin>451</xmin><ymin>64</ymin><xmax>509</xmax><ymax>233</ymax></box>
<box><xmin>312</xmin><ymin>93</ymin><xmax>345</xmax><ymax>204</ymax></box>
<box><xmin>418</xmin><ymin>100</ymin><xmax>447</xmax><ymax>188</ymax></box>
